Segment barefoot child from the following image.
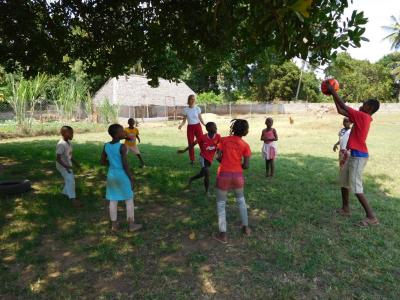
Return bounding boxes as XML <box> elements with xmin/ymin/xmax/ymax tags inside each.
<box><xmin>333</xmin><ymin>117</ymin><xmax>352</xmax><ymax>171</ymax></box>
<box><xmin>101</xmin><ymin>124</ymin><xmax>142</xmax><ymax>232</ymax></box>
<box><xmin>124</xmin><ymin>118</ymin><xmax>145</xmax><ymax>167</ymax></box>
<box><xmin>213</xmin><ymin>119</ymin><xmax>252</xmax><ymax>244</ymax></box>
<box><xmin>56</xmin><ymin>126</ymin><xmax>82</xmax><ymax>208</ymax></box>
<box><xmin>261</xmin><ymin>117</ymin><xmax>278</xmax><ymax>177</ymax></box>
<box><xmin>177</xmin><ymin>122</ymin><xmax>221</xmax><ymax>195</ymax></box>
<box><xmin>326</xmin><ymin>81</ymin><xmax>380</xmax><ymax>226</ymax></box>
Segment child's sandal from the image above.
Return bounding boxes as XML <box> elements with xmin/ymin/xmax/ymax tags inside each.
<box><xmin>128</xmin><ymin>222</ymin><xmax>143</xmax><ymax>232</ymax></box>
<box><xmin>335</xmin><ymin>208</ymin><xmax>351</xmax><ymax>217</ymax></box>
<box><xmin>355</xmin><ymin>218</ymin><xmax>380</xmax><ymax>227</ymax></box>
<box><xmin>111</xmin><ymin>221</ymin><xmax>119</xmax><ymax>232</ymax></box>
<box><xmin>242</xmin><ymin>226</ymin><xmax>252</xmax><ymax>236</ymax></box>
<box><xmin>213</xmin><ymin>232</ymin><xmax>228</xmax><ymax>244</ymax></box>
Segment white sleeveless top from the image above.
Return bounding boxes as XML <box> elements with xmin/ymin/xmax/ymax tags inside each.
<box><xmin>183</xmin><ymin>106</ymin><xmax>201</xmax><ymax>125</ymax></box>
<box><xmin>339</xmin><ymin>128</ymin><xmax>351</xmax><ymax>150</ymax></box>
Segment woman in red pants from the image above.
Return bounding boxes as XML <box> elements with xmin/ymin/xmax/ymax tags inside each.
<box><xmin>178</xmin><ymin>94</ymin><xmax>206</xmax><ymax>165</ymax></box>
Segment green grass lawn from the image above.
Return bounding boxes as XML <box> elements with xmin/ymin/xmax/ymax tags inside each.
<box><xmin>1</xmin><ymin>113</ymin><xmax>400</xmax><ymax>299</ymax></box>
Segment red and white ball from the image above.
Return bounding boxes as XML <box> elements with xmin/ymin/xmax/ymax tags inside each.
<box><xmin>321</xmin><ymin>79</ymin><xmax>339</xmax><ymax>95</ymax></box>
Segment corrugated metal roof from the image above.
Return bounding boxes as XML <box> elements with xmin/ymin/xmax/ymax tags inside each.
<box><xmin>93</xmin><ymin>75</ymin><xmax>195</xmax><ymax>106</ymax></box>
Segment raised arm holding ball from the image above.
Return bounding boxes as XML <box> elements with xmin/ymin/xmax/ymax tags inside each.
<box><xmin>324</xmin><ymin>80</ymin><xmax>380</xmax><ymax>227</ymax></box>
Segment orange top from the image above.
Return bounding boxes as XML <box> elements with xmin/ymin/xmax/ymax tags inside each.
<box><xmin>217</xmin><ymin>136</ymin><xmax>251</xmax><ymax>174</ymax></box>
<box><xmin>124</xmin><ymin>127</ymin><xmax>139</xmax><ymax>146</ymax></box>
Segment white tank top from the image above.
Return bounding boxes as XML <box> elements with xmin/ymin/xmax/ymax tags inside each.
<box><xmin>183</xmin><ymin>106</ymin><xmax>201</xmax><ymax>125</ymax></box>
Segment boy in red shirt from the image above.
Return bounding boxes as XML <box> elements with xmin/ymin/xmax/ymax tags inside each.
<box><xmin>326</xmin><ymin>81</ymin><xmax>380</xmax><ymax>227</ymax></box>
<box><xmin>214</xmin><ymin>119</ymin><xmax>252</xmax><ymax>244</ymax></box>
<box><xmin>177</xmin><ymin>122</ymin><xmax>221</xmax><ymax>195</ymax></box>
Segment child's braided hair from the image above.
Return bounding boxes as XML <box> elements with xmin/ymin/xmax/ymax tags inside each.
<box><xmin>229</xmin><ymin>119</ymin><xmax>249</xmax><ymax>137</ymax></box>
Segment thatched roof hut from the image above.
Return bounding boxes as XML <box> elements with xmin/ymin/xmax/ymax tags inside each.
<box><xmin>93</xmin><ymin>74</ymin><xmax>195</xmax><ymax>107</ymax></box>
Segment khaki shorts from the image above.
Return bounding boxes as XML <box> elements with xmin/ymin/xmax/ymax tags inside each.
<box><xmin>126</xmin><ymin>145</ymin><xmax>140</xmax><ymax>155</ymax></box>
<box><xmin>339</xmin><ymin>156</ymin><xmax>368</xmax><ymax>194</ymax></box>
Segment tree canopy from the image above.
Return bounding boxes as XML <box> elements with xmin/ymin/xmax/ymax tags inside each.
<box><xmin>0</xmin><ymin>0</ymin><xmax>368</xmax><ymax>84</ymax></box>
<box><xmin>326</xmin><ymin>53</ymin><xmax>395</xmax><ymax>102</ymax></box>
<box><xmin>378</xmin><ymin>52</ymin><xmax>400</xmax><ymax>102</ymax></box>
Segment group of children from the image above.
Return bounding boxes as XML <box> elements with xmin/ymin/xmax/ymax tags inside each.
<box><xmin>55</xmin><ymin>84</ymin><xmax>381</xmax><ymax>242</ymax></box>
<box><xmin>56</xmin><ymin>118</ymin><xmax>145</xmax><ymax>232</ymax></box>
<box><xmin>178</xmin><ymin>118</ymin><xmax>255</xmax><ymax>242</ymax></box>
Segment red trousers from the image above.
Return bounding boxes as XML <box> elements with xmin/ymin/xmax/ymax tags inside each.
<box><xmin>187</xmin><ymin>123</ymin><xmax>203</xmax><ymax>161</ymax></box>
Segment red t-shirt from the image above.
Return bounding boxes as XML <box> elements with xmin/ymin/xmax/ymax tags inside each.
<box><xmin>197</xmin><ymin>133</ymin><xmax>221</xmax><ymax>163</ymax></box>
<box><xmin>347</xmin><ymin>107</ymin><xmax>372</xmax><ymax>153</ymax></box>
<box><xmin>217</xmin><ymin>135</ymin><xmax>251</xmax><ymax>174</ymax></box>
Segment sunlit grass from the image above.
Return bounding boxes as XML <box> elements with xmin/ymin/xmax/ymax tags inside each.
<box><xmin>0</xmin><ymin>112</ymin><xmax>400</xmax><ymax>298</ymax></box>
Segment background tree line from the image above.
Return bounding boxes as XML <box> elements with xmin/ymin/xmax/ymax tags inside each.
<box><xmin>1</xmin><ymin>0</ymin><xmax>399</xmax><ymax>115</ymax></box>
<box><xmin>186</xmin><ymin>52</ymin><xmax>400</xmax><ymax>104</ymax></box>
<box><xmin>1</xmin><ymin>50</ymin><xmax>399</xmax><ymax>131</ymax></box>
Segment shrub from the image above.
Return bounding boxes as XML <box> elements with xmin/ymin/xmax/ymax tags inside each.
<box><xmin>4</xmin><ymin>73</ymin><xmax>47</xmax><ymax>132</ymax></box>
<box><xmin>196</xmin><ymin>91</ymin><xmax>224</xmax><ymax>104</ymax></box>
<box><xmin>98</xmin><ymin>98</ymin><xmax>119</xmax><ymax>123</ymax></box>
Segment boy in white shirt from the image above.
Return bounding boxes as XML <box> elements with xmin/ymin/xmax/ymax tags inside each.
<box><xmin>333</xmin><ymin>117</ymin><xmax>352</xmax><ymax>216</ymax></box>
<box><xmin>56</xmin><ymin>126</ymin><xmax>82</xmax><ymax>208</ymax></box>
<box><xmin>333</xmin><ymin>117</ymin><xmax>352</xmax><ymax>170</ymax></box>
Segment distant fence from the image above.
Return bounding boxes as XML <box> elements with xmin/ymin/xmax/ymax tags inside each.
<box><xmin>0</xmin><ymin>101</ymin><xmax>89</xmax><ymax>122</ymax></box>
<box><xmin>2</xmin><ymin>102</ymin><xmax>400</xmax><ymax>123</ymax></box>
<box><xmin>117</xmin><ymin>102</ymin><xmax>400</xmax><ymax>121</ymax></box>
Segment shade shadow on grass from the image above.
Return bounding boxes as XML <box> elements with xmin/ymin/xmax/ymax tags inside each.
<box><xmin>0</xmin><ymin>139</ymin><xmax>400</xmax><ymax>299</ymax></box>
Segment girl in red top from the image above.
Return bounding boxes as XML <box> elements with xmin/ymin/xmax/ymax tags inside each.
<box><xmin>213</xmin><ymin>119</ymin><xmax>252</xmax><ymax>244</ymax></box>
<box><xmin>261</xmin><ymin>117</ymin><xmax>278</xmax><ymax>177</ymax></box>
<box><xmin>177</xmin><ymin>122</ymin><xmax>221</xmax><ymax>195</ymax></box>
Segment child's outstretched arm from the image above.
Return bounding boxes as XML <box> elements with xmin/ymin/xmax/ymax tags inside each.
<box><xmin>136</xmin><ymin>134</ymin><xmax>141</xmax><ymax>144</ymax></box>
<box><xmin>198</xmin><ymin>113</ymin><xmax>206</xmax><ymax>126</ymax></box>
<box><xmin>326</xmin><ymin>81</ymin><xmax>349</xmax><ymax>117</ymax></box>
<box><xmin>242</xmin><ymin>156</ymin><xmax>250</xmax><ymax>169</ymax></box>
<box><xmin>120</xmin><ymin>144</ymin><xmax>134</xmax><ymax>190</ymax></box>
<box><xmin>100</xmin><ymin>145</ymin><xmax>108</xmax><ymax>165</ymax></box>
<box><xmin>178</xmin><ymin>116</ymin><xmax>187</xmax><ymax>130</ymax></box>
<box><xmin>216</xmin><ymin>149</ymin><xmax>222</xmax><ymax>163</ymax></box>
<box><xmin>333</xmin><ymin>141</ymin><xmax>340</xmax><ymax>152</ymax></box>
<box><xmin>177</xmin><ymin>140</ymin><xmax>199</xmax><ymax>154</ymax></box>
<box><xmin>273</xmin><ymin>129</ymin><xmax>278</xmax><ymax>141</ymax></box>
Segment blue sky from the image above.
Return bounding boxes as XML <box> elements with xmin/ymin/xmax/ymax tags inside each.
<box><xmin>345</xmin><ymin>0</ymin><xmax>400</xmax><ymax>62</ymax></box>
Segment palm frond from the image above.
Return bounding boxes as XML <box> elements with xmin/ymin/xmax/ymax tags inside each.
<box><xmin>390</xmin><ymin>15</ymin><xmax>399</xmax><ymax>24</ymax></box>
<box><xmin>382</xmin><ymin>15</ymin><xmax>400</xmax><ymax>49</ymax></box>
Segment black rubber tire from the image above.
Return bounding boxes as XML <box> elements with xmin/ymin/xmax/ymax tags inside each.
<box><xmin>0</xmin><ymin>180</ymin><xmax>31</xmax><ymax>195</ymax></box>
